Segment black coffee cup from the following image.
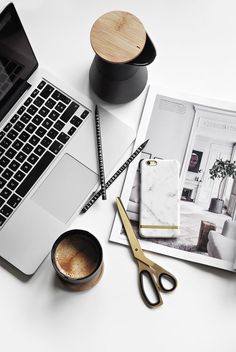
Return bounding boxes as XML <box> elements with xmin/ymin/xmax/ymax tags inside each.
<box><xmin>51</xmin><ymin>229</ymin><xmax>103</xmax><ymax>290</ymax></box>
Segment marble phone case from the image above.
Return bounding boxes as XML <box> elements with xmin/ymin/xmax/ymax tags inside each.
<box><xmin>139</xmin><ymin>159</ymin><xmax>180</xmax><ymax>238</ymax></box>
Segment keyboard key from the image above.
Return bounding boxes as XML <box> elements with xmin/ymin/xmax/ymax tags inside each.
<box><xmin>17</xmin><ymin>106</ymin><xmax>26</xmax><ymax>115</ymax></box>
<box><xmin>34</xmin><ymin>145</ymin><xmax>45</xmax><ymax>156</ymax></box>
<box><xmin>0</xmin><ymin>137</ymin><xmax>11</xmax><ymax>149</ymax></box>
<box><xmin>48</xmin><ymin>110</ymin><xmax>59</xmax><ymax>121</ymax></box>
<box><xmin>51</xmin><ymin>90</ymin><xmax>71</xmax><ymax>104</ymax></box>
<box><xmin>60</xmin><ymin>102</ymin><xmax>79</xmax><ymax>123</ymax></box>
<box><xmin>10</xmin><ymin>114</ymin><xmax>19</xmax><ymax>123</ymax></box>
<box><xmin>0</xmin><ymin>146</ymin><xmax>5</xmax><ymax>156</ymax></box>
<box><xmin>0</xmin><ymin>204</ymin><xmax>13</xmax><ymax>217</ymax></box>
<box><xmin>0</xmin><ymin>197</ymin><xmax>5</xmax><ymax>207</ymax></box>
<box><xmin>35</xmin><ymin>126</ymin><xmax>47</xmax><ymax>138</ymax></box>
<box><xmin>32</xmin><ymin>114</ymin><xmax>43</xmax><ymax>125</ymax></box>
<box><xmin>68</xmin><ymin>126</ymin><xmax>76</xmax><ymax>136</ymax></box>
<box><xmin>7</xmin><ymin>129</ymin><xmax>18</xmax><ymax>141</ymax></box>
<box><xmin>2</xmin><ymin>169</ymin><xmax>13</xmax><ymax>180</ymax></box>
<box><xmin>24</xmin><ymin>97</ymin><xmax>33</xmax><ymax>106</ymax></box>
<box><xmin>54</xmin><ymin>120</ymin><xmax>65</xmax><ymax>131</ymax></box>
<box><xmin>22</xmin><ymin>143</ymin><xmax>34</xmax><ymax>154</ymax></box>
<box><xmin>14</xmin><ymin>121</ymin><xmax>25</xmax><ymax>132</ymax></box>
<box><xmin>2</xmin><ymin>82</ymin><xmax>9</xmax><ymax>91</ymax></box>
<box><xmin>0</xmin><ymin>72</ymin><xmax>7</xmax><ymax>82</ymax></box>
<box><xmin>37</xmin><ymin>80</ymin><xmax>46</xmax><ymax>90</ymax></box>
<box><xmin>34</xmin><ymin>96</ymin><xmax>44</xmax><ymax>107</ymax></box>
<box><xmin>14</xmin><ymin>170</ymin><xmax>25</xmax><ymax>182</ymax></box>
<box><xmin>5</xmin><ymin>62</ymin><xmax>16</xmax><ymax>74</ymax></box>
<box><xmin>21</xmin><ymin>112</ymin><xmax>32</xmax><ymax>124</ymax></box>
<box><xmin>70</xmin><ymin>115</ymin><xmax>82</xmax><ymax>128</ymax></box>
<box><xmin>7</xmin><ymin>179</ymin><xmax>18</xmax><ymax>191</ymax></box>
<box><xmin>47</xmin><ymin>128</ymin><xmax>58</xmax><ymax>139</ymax></box>
<box><xmin>0</xmin><ymin>73</ymin><xmax>7</xmax><ymax>83</ymax></box>
<box><xmin>25</xmin><ymin>123</ymin><xmax>37</xmax><ymax>134</ymax></box>
<box><xmin>38</xmin><ymin>106</ymin><xmax>50</xmax><ymax>117</ymax></box>
<box><xmin>0</xmin><ymin>131</ymin><xmax>5</xmax><ymax>141</ymax></box>
<box><xmin>21</xmin><ymin>162</ymin><xmax>32</xmax><ymax>173</ymax></box>
<box><xmin>0</xmin><ymin>177</ymin><xmax>7</xmax><ymax>188</ymax></box>
<box><xmin>19</xmin><ymin>131</ymin><xmax>30</xmax><ymax>142</ymax></box>
<box><xmin>29</xmin><ymin>135</ymin><xmax>40</xmax><ymax>146</ymax></box>
<box><xmin>14</xmin><ymin>66</ymin><xmax>22</xmax><ymax>75</ymax></box>
<box><xmin>42</xmin><ymin>118</ymin><xmax>53</xmax><ymax>129</ymax></box>
<box><xmin>45</xmin><ymin>98</ymin><xmax>56</xmax><ymax>109</ymax></box>
<box><xmin>0</xmin><ymin>156</ymin><xmax>10</xmax><ymax>167</ymax></box>
<box><xmin>12</xmin><ymin>139</ymin><xmax>23</xmax><ymax>150</ymax></box>
<box><xmin>7</xmin><ymin>194</ymin><xmax>21</xmax><ymax>209</ymax></box>
<box><xmin>9</xmin><ymin>160</ymin><xmax>20</xmax><ymax>172</ymax></box>
<box><xmin>41</xmin><ymin>136</ymin><xmax>52</xmax><ymax>147</ymax></box>
<box><xmin>49</xmin><ymin>140</ymin><xmax>63</xmax><ymax>154</ymax></box>
<box><xmin>0</xmin><ymin>214</ymin><xmax>6</xmax><ymax>226</ymax></box>
<box><xmin>3</xmin><ymin>123</ymin><xmax>12</xmax><ymax>132</ymax></box>
<box><xmin>40</xmin><ymin>84</ymin><xmax>54</xmax><ymax>99</ymax></box>
<box><xmin>27</xmin><ymin>104</ymin><xmax>38</xmax><ymax>116</ymax></box>
<box><xmin>15</xmin><ymin>151</ymin><xmax>27</xmax><ymax>163</ymax></box>
<box><xmin>16</xmin><ymin>151</ymin><xmax>55</xmax><ymax>198</ymax></box>
<box><xmin>0</xmin><ymin>187</ymin><xmax>11</xmax><ymax>199</ymax></box>
<box><xmin>80</xmin><ymin>110</ymin><xmax>89</xmax><ymax>119</ymax></box>
<box><xmin>27</xmin><ymin>153</ymin><xmax>39</xmax><ymax>165</ymax></box>
<box><xmin>55</xmin><ymin>102</ymin><xmax>66</xmax><ymax>113</ymax></box>
<box><xmin>31</xmin><ymin>89</ymin><xmax>39</xmax><ymax>98</ymax></box>
<box><xmin>57</xmin><ymin>132</ymin><xmax>69</xmax><ymax>144</ymax></box>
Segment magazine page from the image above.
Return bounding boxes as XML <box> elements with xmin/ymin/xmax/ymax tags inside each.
<box><xmin>110</xmin><ymin>85</ymin><xmax>236</xmax><ymax>272</ymax></box>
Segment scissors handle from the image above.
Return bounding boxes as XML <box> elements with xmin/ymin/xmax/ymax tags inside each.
<box><xmin>138</xmin><ymin>261</ymin><xmax>163</xmax><ymax>308</ymax></box>
<box><xmin>151</xmin><ymin>261</ymin><xmax>177</xmax><ymax>293</ymax></box>
<box><xmin>158</xmin><ymin>272</ymin><xmax>177</xmax><ymax>292</ymax></box>
<box><xmin>137</xmin><ymin>260</ymin><xmax>177</xmax><ymax>308</ymax></box>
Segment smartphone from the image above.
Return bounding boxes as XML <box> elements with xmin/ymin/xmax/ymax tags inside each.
<box><xmin>139</xmin><ymin>159</ymin><xmax>180</xmax><ymax>238</ymax></box>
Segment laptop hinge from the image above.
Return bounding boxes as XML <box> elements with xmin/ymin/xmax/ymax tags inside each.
<box><xmin>0</xmin><ymin>80</ymin><xmax>31</xmax><ymax>122</ymax></box>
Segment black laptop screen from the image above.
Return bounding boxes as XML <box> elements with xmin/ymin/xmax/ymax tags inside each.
<box><xmin>0</xmin><ymin>3</ymin><xmax>38</xmax><ymax>120</ymax></box>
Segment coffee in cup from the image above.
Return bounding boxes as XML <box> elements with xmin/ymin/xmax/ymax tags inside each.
<box><xmin>51</xmin><ymin>229</ymin><xmax>103</xmax><ymax>290</ymax></box>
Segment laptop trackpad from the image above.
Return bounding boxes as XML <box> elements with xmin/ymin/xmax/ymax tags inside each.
<box><xmin>32</xmin><ymin>153</ymin><xmax>98</xmax><ymax>223</ymax></box>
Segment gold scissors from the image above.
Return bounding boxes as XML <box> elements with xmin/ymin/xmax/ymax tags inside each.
<box><xmin>116</xmin><ymin>197</ymin><xmax>177</xmax><ymax>308</ymax></box>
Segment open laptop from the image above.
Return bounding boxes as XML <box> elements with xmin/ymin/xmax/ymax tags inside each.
<box><xmin>0</xmin><ymin>3</ymin><xmax>135</xmax><ymax>275</ymax></box>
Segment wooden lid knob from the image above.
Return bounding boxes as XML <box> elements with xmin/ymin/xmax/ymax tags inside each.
<box><xmin>90</xmin><ymin>11</ymin><xmax>146</xmax><ymax>64</ymax></box>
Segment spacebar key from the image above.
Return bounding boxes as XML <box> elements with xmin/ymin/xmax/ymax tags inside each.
<box><xmin>16</xmin><ymin>151</ymin><xmax>55</xmax><ymax>198</ymax></box>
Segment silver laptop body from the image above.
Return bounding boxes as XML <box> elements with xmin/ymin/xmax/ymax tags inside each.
<box><xmin>0</xmin><ymin>3</ymin><xmax>134</xmax><ymax>274</ymax></box>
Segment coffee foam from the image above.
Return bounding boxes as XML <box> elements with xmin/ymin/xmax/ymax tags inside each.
<box><xmin>55</xmin><ymin>236</ymin><xmax>99</xmax><ymax>279</ymax></box>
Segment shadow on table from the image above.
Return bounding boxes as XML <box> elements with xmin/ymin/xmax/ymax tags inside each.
<box><xmin>0</xmin><ymin>256</ymin><xmax>32</xmax><ymax>282</ymax></box>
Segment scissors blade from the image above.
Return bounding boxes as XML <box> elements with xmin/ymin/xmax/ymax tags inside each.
<box><xmin>116</xmin><ymin>197</ymin><xmax>144</xmax><ymax>260</ymax></box>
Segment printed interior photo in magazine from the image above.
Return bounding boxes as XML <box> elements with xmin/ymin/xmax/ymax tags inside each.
<box><xmin>110</xmin><ymin>87</ymin><xmax>236</xmax><ymax>271</ymax></box>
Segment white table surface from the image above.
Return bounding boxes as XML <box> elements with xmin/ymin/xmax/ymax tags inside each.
<box><xmin>1</xmin><ymin>1</ymin><xmax>236</xmax><ymax>351</ymax></box>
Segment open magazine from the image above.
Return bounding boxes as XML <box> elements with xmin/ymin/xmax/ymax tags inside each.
<box><xmin>110</xmin><ymin>85</ymin><xmax>236</xmax><ymax>272</ymax></box>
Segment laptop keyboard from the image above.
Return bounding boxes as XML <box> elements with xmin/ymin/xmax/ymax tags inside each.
<box><xmin>0</xmin><ymin>80</ymin><xmax>90</xmax><ymax>227</ymax></box>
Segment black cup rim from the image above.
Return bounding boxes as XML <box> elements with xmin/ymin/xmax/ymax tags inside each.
<box><xmin>51</xmin><ymin>229</ymin><xmax>103</xmax><ymax>284</ymax></box>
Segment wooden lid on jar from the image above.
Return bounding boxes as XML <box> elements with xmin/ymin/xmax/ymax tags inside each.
<box><xmin>90</xmin><ymin>11</ymin><xmax>146</xmax><ymax>64</ymax></box>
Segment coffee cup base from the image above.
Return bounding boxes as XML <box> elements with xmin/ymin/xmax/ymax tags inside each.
<box><xmin>57</xmin><ymin>262</ymin><xmax>104</xmax><ymax>292</ymax></box>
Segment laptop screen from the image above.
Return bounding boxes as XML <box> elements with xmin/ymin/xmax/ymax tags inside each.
<box><xmin>0</xmin><ymin>3</ymin><xmax>38</xmax><ymax>120</ymax></box>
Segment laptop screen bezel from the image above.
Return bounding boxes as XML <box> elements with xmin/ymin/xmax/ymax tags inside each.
<box><xmin>0</xmin><ymin>2</ymin><xmax>39</xmax><ymax>120</ymax></box>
